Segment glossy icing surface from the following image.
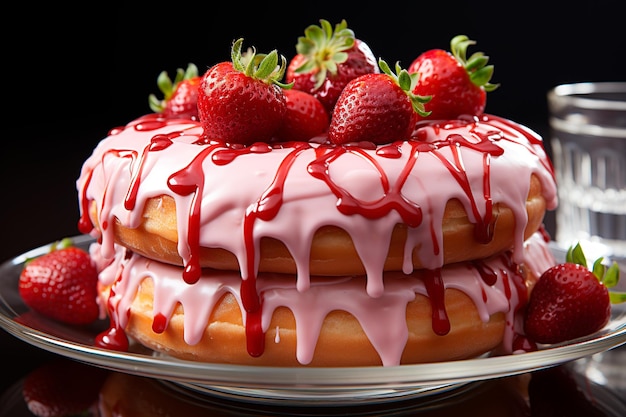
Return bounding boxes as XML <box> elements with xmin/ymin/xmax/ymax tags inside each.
<box><xmin>77</xmin><ymin>112</ymin><xmax>557</xmax><ymax>364</ymax></box>
<box><xmin>92</xmin><ymin>232</ymin><xmax>555</xmax><ymax>366</ymax></box>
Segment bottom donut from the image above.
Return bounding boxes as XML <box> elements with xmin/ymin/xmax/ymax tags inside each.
<box><xmin>92</xmin><ymin>232</ymin><xmax>555</xmax><ymax>367</ymax></box>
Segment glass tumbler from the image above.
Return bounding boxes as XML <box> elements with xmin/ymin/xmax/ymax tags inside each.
<box><xmin>547</xmin><ymin>82</ymin><xmax>626</xmax><ymax>259</ymax></box>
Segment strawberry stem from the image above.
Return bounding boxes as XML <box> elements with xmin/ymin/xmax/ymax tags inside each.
<box><xmin>148</xmin><ymin>63</ymin><xmax>198</xmax><ymax>113</ymax></box>
<box><xmin>293</xmin><ymin>19</ymin><xmax>356</xmax><ymax>90</ymax></box>
<box><xmin>450</xmin><ymin>35</ymin><xmax>499</xmax><ymax>93</ymax></box>
<box><xmin>24</xmin><ymin>237</ymin><xmax>74</xmax><ymax>265</ymax></box>
<box><xmin>378</xmin><ymin>58</ymin><xmax>431</xmax><ymax>117</ymax></box>
<box><xmin>566</xmin><ymin>242</ymin><xmax>587</xmax><ymax>266</ymax></box>
<box><xmin>566</xmin><ymin>242</ymin><xmax>625</xmax><ymax>303</ymax></box>
<box><xmin>231</xmin><ymin>38</ymin><xmax>292</xmax><ymax>89</ymax></box>
<box><xmin>603</xmin><ymin>262</ymin><xmax>620</xmax><ymax>288</ymax></box>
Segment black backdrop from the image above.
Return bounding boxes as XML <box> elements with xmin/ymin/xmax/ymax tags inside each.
<box><xmin>2</xmin><ymin>2</ymin><xmax>624</xmax><ymax>261</ymax></box>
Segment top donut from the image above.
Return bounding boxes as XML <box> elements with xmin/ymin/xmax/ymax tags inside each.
<box><xmin>77</xmin><ymin>20</ymin><xmax>558</xmax><ymax>295</ymax></box>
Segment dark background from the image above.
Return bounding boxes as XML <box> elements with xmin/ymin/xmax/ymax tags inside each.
<box><xmin>0</xmin><ymin>1</ymin><xmax>624</xmax><ymax>395</ymax></box>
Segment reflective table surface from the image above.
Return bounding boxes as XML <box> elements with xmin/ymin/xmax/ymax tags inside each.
<box><xmin>1</xmin><ymin>334</ymin><xmax>625</xmax><ymax>416</ymax></box>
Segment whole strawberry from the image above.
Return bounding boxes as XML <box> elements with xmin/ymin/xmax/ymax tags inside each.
<box><xmin>524</xmin><ymin>243</ymin><xmax>625</xmax><ymax>344</ymax></box>
<box><xmin>19</xmin><ymin>239</ymin><xmax>99</xmax><ymax>325</ymax></box>
<box><xmin>408</xmin><ymin>35</ymin><xmax>499</xmax><ymax>120</ymax></box>
<box><xmin>286</xmin><ymin>19</ymin><xmax>379</xmax><ymax>113</ymax></box>
<box><xmin>22</xmin><ymin>358</ymin><xmax>108</xmax><ymax>417</ymax></box>
<box><xmin>198</xmin><ymin>38</ymin><xmax>291</xmax><ymax>145</ymax></box>
<box><xmin>328</xmin><ymin>59</ymin><xmax>430</xmax><ymax>145</ymax></box>
<box><xmin>148</xmin><ymin>63</ymin><xmax>201</xmax><ymax>119</ymax></box>
<box><xmin>274</xmin><ymin>89</ymin><xmax>329</xmax><ymax>141</ymax></box>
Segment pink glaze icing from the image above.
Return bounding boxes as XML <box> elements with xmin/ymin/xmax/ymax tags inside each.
<box><xmin>77</xmin><ymin>112</ymin><xmax>558</xmax><ymax>363</ymax></box>
<box><xmin>91</xmin><ymin>231</ymin><xmax>554</xmax><ymax>366</ymax></box>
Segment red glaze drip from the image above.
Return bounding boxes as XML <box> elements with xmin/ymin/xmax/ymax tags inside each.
<box><xmin>181</xmin><ymin>139</ymin><xmax>315</xmax><ymax>357</ymax></box>
<box><xmin>134</xmin><ymin>117</ymin><xmax>170</xmax><ymax>132</ymax></box>
<box><xmin>78</xmin><ymin>149</ymin><xmax>137</xmax><ymax>234</ymax></box>
<box><xmin>152</xmin><ymin>313</ymin><xmax>168</xmax><ymax>334</ymax></box>
<box><xmin>244</xmin><ymin>295</ymin><xmax>264</xmax><ymax>357</ymax></box>
<box><xmin>487</xmin><ymin>114</ymin><xmax>556</xmax><ymax>178</ymax></box>
<box><xmin>108</xmin><ymin>126</ymin><xmax>126</xmax><ymax>136</ymax></box>
<box><xmin>421</xmin><ymin>137</ymin><xmax>495</xmax><ymax>243</ymax></box>
<box><xmin>502</xmin><ymin>269</ymin><xmax>513</xmax><ymax>300</ymax></box>
<box><xmin>498</xmin><ymin>251</ymin><xmax>533</xmax><ymax>350</ymax></box>
<box><xmin>472</xmin><ymin>259</ymin><xmax>498</xmax><ymax>286</ymax></box>
<box><xmin>308</xmin><ymin>145</ymin><xmax>423</xmax><ymax>227</ymax></box>
<box><xmin>479</xmin><ymin>152</ymin><xmax>494</xmax><ymax>243</ymax></box>
<box><xmin>412</xmin><ymin>117</ymin><xmax>521</xmax><ymax>243</ymax></box>
<box><xmin>421</xmin><ymin>268</ymin><xmax>451</xmax><ymax>335</ymax></box>
<box><xmin>375</xmin><ymin>143</ymin><xmax>403</xmax><ymax>158</ymax></box>
<box><xmin>240</xmin><ymin>143</ymin><xmax>311</xmax><ymax>356</ymax></box>
<box><xmin>124</xmin><ymin>135</ymin><xmax>174</xmax><ymax>210</ymax></box>
<box><xmin>500</xmin><ymin>251</ymin><xmax>527</xmax><ymax>306</ymax></box>
<box><xmin>77</xmin><ymin>168</ymin><xmax>95</xmax><ymax>234</ymax></box>
<box><xmin>538</xmin><ymin>223</ymin><xmax>552</xmax><ymax>242</ymax></box>
<box><xmin>167</xmin><ymin>145</ymin><xmax>219</xmax><ymax>284</ymax></box>
<box><xmin>512</xmin><ymin>334</ymin><xmax>538</xmax><ymax>353</ymax></box>
<box><xmin>95</xmin><ymin>284</ymin><xmax>129</xmax><ymax>352</ymax></box>
<box><xmin>212</xmin><ymin>141</ymin><xmax>273</xmax><ymax>165</ymax></box>
<box><xmin>95</xmin><ymin>326</ymin><xmax>129</xmax><ymax>352</ymax></box>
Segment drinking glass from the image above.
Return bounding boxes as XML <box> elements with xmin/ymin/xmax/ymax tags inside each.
<box><xmin>547</xmin><ymin>82</ymin><xmax>626</xmax><ymax>259</ymax></box>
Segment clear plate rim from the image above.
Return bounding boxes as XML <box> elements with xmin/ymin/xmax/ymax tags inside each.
<box><xmin>1</xmin><ymin>235</ymin><xmax>625</xmax><ymax>394</ymax></box>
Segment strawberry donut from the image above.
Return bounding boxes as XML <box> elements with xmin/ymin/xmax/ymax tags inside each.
<box><xmin>76</xmin><ymin>29</ymin><xmax>558</xmax><ymax>366</ymax></box>
<box><xmin>78</xmin><ymin>111</ymin><xmax>557</xmax><ymax>366</ymax></box>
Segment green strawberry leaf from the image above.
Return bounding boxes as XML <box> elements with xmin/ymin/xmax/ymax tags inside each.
<box><xmin>54</xmin><ymin>237</ymin><xmax>73</xmax><ymax>250</ymax></box>
<box><xmin>565</xmin><ymin>242</ymin><xmax>624</xmax><ymax>303</ymax></box>
<box><xmin>148</xmin><ymin>63</ymin><xmax>198</xmax><ymax>113</ymax></box>
<box><xmin>465</xmin><ymin>53</ymin><xmax>488</xmax><ymax>72</ymax></box>
<box><xmin>23</xmin><ymin>237</ymin><xmax>74</xmax><ymax>266</ymax></box>
<box><xmin>600</xmin><ymin>261</ymin><xmax>626</xmax><ymax>305</ymax></box>
<box><xmin>471</xmin><ymin>66</ymin><xmax>496</xmax><ymax>91</ymax></box>
<box><xmin>566</xmin><ymin>242</ymin><xmax>587</xmax><ymax>266</ymax></box>
<box><xmin>294</xmin><ymin>19</ymin><xmax>355</xmax><ymax>89</ymax></box>
<box><xmin>592</xmin><ymin>257</ymin><xmax>606</xmax><ymax>279</ymax></box>
<box><xmin>603</xmin><ymin>262</ymin><xmax>620</xmax><ymax>288</ymax></box>
<box><xmin>231</xmin><ymin>38</ymin><xmax>292</xmax><ymax>89</ymax></box>
<box><xmin>609</xmin><ymin>291</ymin><xmax>626</xmax><ymax>303</ymax></box>
<box><xmin>377</xmin><ymin>59</ymin><xmax>431</xmax><ymax>117</ymax></box>
<box><xmin>450</xmin><ymin>35</ymin><xmax>499</xmax><ymax>91</ymax></box>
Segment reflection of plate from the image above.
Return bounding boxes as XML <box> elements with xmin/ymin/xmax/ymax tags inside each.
<box><xmin>3</xmin><ymin>359</ymin><xmax>625</xmax><ymax>416</ymax></box>
<box><xmin>1</xmin><ymin>235</ymin><xmax>626</xmax><ymax>405</ymax></box>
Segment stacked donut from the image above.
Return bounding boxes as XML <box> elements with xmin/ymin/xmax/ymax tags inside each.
<box><xmin>78</xmin><ymin>111</ymin><xmax>557</xmax><ymax>366</ymax></box>
<box><xmin>77</xmin><ymin>23</ymin><xmax>558</xmax><ymax>366</ymax></box>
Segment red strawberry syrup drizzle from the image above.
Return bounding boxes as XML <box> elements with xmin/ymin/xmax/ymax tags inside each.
<box><xmin>95</xmin><ymin>267</ymin><xmax>129</xmax><ymax>351</ymax></box>
<box><xmin>82</xmin><ymin>113</ymin><xmax>552</xmax><ymax>358</ymax></box>
<box><xmin>309</xmin><ymin>145</ymin><xmax>423</xmax><ymax>226</ymax></box>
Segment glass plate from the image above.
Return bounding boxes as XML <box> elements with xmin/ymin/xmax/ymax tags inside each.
<box><xmin>1</xmin><ymin>235</ymin><xmax>625</xmax><ymax>405</ymax></box>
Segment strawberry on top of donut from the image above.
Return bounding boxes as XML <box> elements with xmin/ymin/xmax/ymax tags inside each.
<box><xmin>408</xmin><ymin>34</ymin><xmax>499</xmax><ymax>120</ymax></box>
<box><xmin>328</xmin><ymin>59</ymin><xmax>431</xmax><ymax>145</ymax></box>
<box><xmin>148</xmin><ymin>62</ymin><xmax>201</xmax><ymax>120</ymax></box>
<box><xmin>285</xmin><ymin>18</ymin><xmax>379</xmax><ymax>113</ymax></box>
<box><xmin>524</xmin><ymin>243</ymin><xmax>625</xmax><ymax>345</ymax></box>
<box><xmin>197</xmin><ymin>38</ymin><xmax>292</xmax><ymax>145</ymax></box>
<box><xmin>274</xmin><ymin>88</ymin><xmax>330</xmax><ymax>142</ymax></box>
